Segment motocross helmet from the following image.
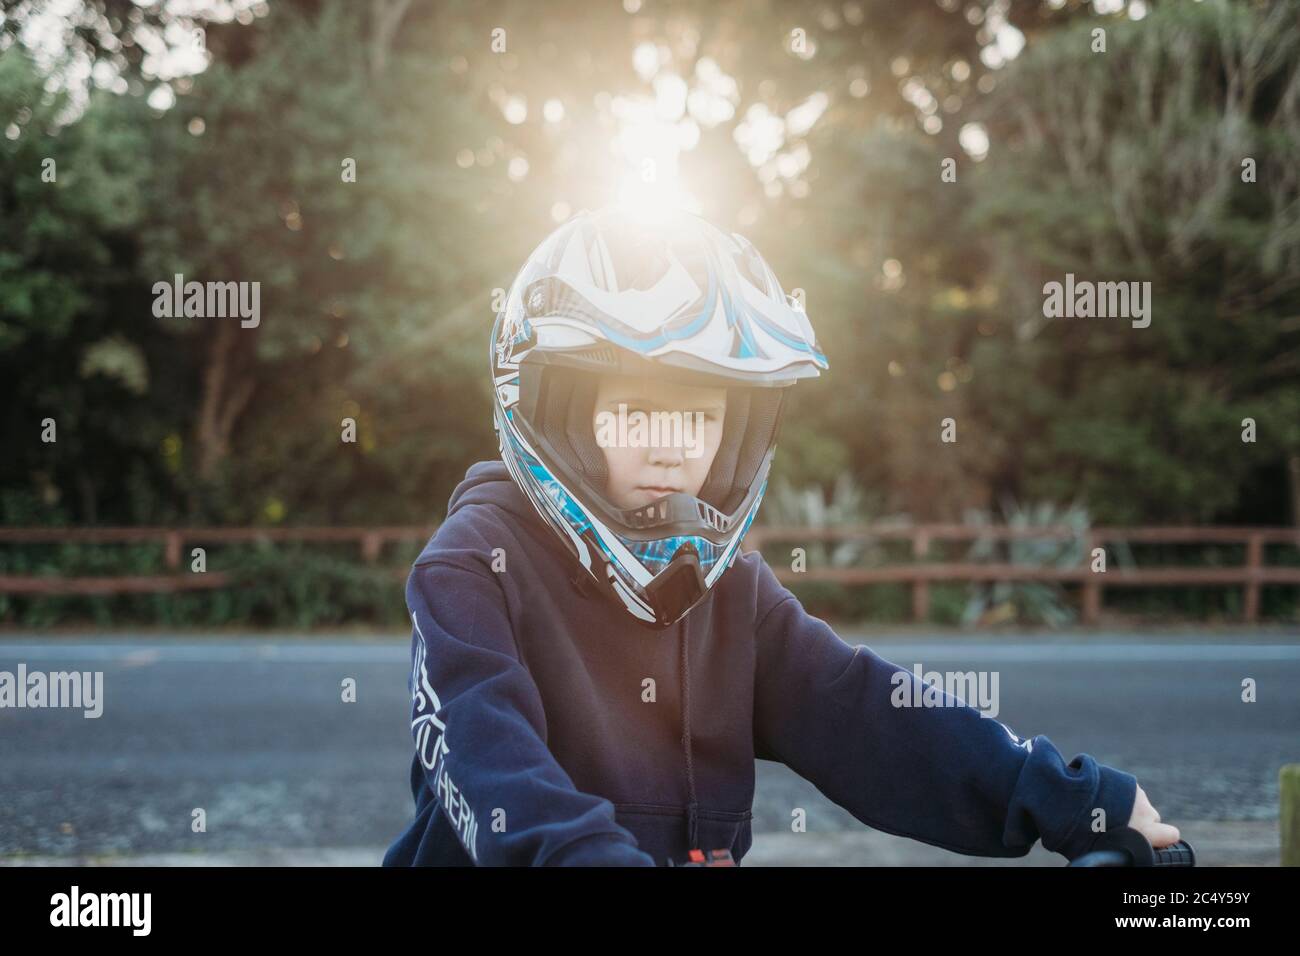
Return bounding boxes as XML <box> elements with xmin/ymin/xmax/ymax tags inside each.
<box><xmin>491</xmin><ymin>207</ymin><xmax>827</xmax><ymax>627</ymax></box>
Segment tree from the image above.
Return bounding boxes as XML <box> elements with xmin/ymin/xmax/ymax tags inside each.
<box><xmin>0</xmin><ymin>47</ymin><xmax>161</xmax><ymax>524</ymax></box>
<box><xmin>967</xmin><ymin>0</ymin><xmax>1300</xmax><ymax>524</ymax></box>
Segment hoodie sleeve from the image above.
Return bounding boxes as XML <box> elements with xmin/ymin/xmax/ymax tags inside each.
<box><xmin>751</xmin><ymin>566</ymin><xmax>1137</xmax><ymax>860</ymax></box>
<box><xmin>403</xmin><ymin>557</ymin><xmax>657</xmax><ymax>866</ymax></box>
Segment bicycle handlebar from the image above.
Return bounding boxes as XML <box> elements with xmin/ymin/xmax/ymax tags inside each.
<box><xmin>671</xmin><ymin>825</ymin><xmax>1194</xmax><ymax>867</ymax></box>
<box><xmin>1068</xmin><ymin>825</ymin><xmax>1195</xmax><ymax>867</ymax></box>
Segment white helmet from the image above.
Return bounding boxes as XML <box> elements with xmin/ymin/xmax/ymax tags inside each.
<box><xmin>491</xmin><ymin>207</ymin><xmax>827</xmax><ymax>627</ymax></box>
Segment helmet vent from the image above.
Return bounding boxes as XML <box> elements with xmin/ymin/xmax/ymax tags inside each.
<box><xmin>696</xmin><ymin>500</ymin><xmax>730</xmax><ymax>532</ymax></box>
<box><xmin>625</xmin><ymin>499</ymin><xmax>669</xmax><ymax>527</ymax></box>
<box><xmin>573</xmin><ymin>347</ymin><xmax>618</xmax><ymax>366</ymax></box>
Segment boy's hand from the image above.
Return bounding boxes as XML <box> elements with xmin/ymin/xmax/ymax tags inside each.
<box><xmin>1128</xmin><ymin>784</ymin><xmax>1181</xmax><ymax>848</ymax></box>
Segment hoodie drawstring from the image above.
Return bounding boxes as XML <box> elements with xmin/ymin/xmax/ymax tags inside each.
<box><xmin>679</xmin><ymin>617</ymin><xmax>700</xmax><ymax>850</ymax></box>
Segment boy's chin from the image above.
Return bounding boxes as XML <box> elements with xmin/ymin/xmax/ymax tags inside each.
<box><xmin>614</xmin><ymin>487</ymin><xmax>689</xmax><ymax>510</ymax></box>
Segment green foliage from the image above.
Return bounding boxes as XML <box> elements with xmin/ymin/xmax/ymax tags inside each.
<box><xmin>959</xmin><ymin>498</ymin><xmax>1090</xmax><ymax>627</ymax></box>
<box><xmin>0</xmin><ymin>540</ymin><xmax>412</xmax><ymax>628</ymax></box>
<box><xmin>967</xmin><ymin>0</ymin><xmax>1300</xmax><ymax>524</ymax></box>
<box><xmin>0</xmin><ymin>48</ymin><xmax>168</xmax><ymax>524</ymax></box>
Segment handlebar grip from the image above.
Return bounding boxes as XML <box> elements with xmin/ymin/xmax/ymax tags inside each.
<box><xmin>1151</xmin><ymin>840</ymin><xmax>1196</xmax><ymax>867</ymax></box>
<box><xmin>1068</xmin><ymin>827</ymin><xmax>1196</xmax><ymax>867</ymax></box>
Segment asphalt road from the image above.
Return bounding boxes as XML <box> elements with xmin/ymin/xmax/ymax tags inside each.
<box><xmin>1</xmin><ymin>630</ymin><xmax>1297</xmax><ymax>865</ymax></box>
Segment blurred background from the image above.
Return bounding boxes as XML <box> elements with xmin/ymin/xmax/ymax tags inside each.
<box><xmin>2</xmin><ymin>0</ymin><xmax>1299</xmax><ymax>628</ymax></box>
<box><xmin>1</xmin><ymin>0</ymin><xmax>1298</xmax><ymax>866</ymax></box>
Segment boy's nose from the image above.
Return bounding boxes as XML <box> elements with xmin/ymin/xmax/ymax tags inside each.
<box><xmin>647</xmin><ymin>442</ymin><xmax>685</xmax><ymax>467</ymax></box>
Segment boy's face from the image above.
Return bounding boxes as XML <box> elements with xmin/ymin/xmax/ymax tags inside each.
<box><xmin>591</xmin><ymin>372</ymin><xmax>727</xmax><ymax>510</ymax></box>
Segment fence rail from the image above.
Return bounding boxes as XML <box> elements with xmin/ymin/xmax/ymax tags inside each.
<box><xmin>745</xmin><ymin>525</ymin><xmax>1300</xmax><ymax>623</ymax></box>
<box><xmin>2</xmin><ymin>524</ymin><xmax>1299</xmax><ymax>623</ymax></box>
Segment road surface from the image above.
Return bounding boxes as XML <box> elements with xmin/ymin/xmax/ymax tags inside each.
<box><xmin>1</xmin><ymin>629</ymin><xmax>1296</xmax><ymax>865</ymax></box>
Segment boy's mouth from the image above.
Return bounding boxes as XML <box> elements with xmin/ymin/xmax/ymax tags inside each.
<box><xmin>638</xmin><ymin>485</ymin><xmax>682</xmax><ymax>497</ymax></box>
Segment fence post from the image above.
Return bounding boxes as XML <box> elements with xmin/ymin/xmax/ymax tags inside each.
<box><xmin>1244</xmin><ymin>533</ymin><xmax>1262</xmax><ymax>623</ymax></box>
<box><xmin>164</xmin><ymin>532</ymin><xmax>182</xmax><ymax>570</ymax></box>
<box><xmin>361</xmin><ymin>532</ymin><xmax>382</xmax><ymax>564</ymax></box>
<box><xmin>1081</xmin><ymin>531</ymin><xmax>1101</xmax><ymax>625</ymax></box>
<box><xmin>1283</xmin><ymin>764</ymin><xmax>1300</xmax><ymax>867</ymax></box>
<box><xmin>912</xmin><ymin>529</ymin><xmax>929</xmax><ymax>624</ymax></box>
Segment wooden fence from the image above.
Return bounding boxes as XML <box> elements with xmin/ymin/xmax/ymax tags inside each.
<box><xmin>2</xmin><ymin>524</ymin><xmax>1299</xmax><ymax>624</ymax></box>
<box><xmin>745</xmin><ymin>525</ymin><xmax>1300</xmax><ymax>623</ymax></box>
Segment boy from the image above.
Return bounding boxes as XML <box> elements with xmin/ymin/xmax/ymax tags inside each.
<box><xmin>382</xmin><ymin>208</ymin><xmax>1178</xmax><ymax>866</ymax></box>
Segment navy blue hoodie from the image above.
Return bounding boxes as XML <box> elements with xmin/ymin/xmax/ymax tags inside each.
<box><xmin>382</xmin><ymin>460</ymin><xmax>1137</xmax><ymax>866</ymax></box>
